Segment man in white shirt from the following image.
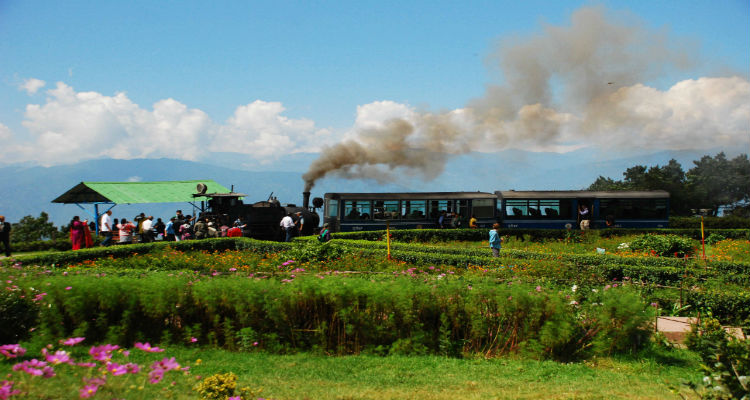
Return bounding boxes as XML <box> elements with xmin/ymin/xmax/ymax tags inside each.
<box><xmin>280</xmin><ymin>214</ymin><xmax>296</xmax><ymax>242</ymax></box>
<box><xmin>141</xmin><ymin>216</ymin><xmax>154</xmax><ymax>243</ymax></box>
<box><xmin>100</xmin><ymin>210</ymin><xmax>113</xmax><ymax>246</ymax></box>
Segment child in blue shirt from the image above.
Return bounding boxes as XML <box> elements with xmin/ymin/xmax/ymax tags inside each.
<box><xmin>489</xmin><ymin>223</ymin><xmax>503</xmax><ymax>257</ymax></box>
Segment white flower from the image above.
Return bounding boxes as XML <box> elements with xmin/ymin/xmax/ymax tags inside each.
<box><xmin>571</xmin><ymin>284</ymin><xmax>578</xmax><ymax>292</ymax></box>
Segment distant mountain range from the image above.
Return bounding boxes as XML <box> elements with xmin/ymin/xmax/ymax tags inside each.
<box><xmin>0</xmin><ymin>148</ymin><xmax>740</xmax><ymax>227</ymax></box>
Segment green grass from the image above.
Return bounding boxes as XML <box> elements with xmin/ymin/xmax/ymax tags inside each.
<box><xmin>0</xmin><ymin>346</ymin><xmax>702</xmax><ymax>399</ymax></box>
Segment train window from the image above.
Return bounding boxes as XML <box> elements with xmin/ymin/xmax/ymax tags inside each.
<box><xmin>373</xmin><ymin>200</ymin><xmax>400</xmax><ymax>220</ymax></box>
<box><xmin>505</xmin><ymin>199</ymin><xmax>572</xmax><ymax>219</ymax></box>
<box><xmin>472</xmin><ymin>199</ymin><xmax>494</xmax><ymax>218</ymax></box>
<box><xmin>505</xmin><ymin>200</ymin><xmax>528</xmax><ymax>218</ymax></box>
<box><xmin>402</xmin><ymin>200</ymin><xmax>427</xmax><ymax>220</ymax></box>
<box><xmin>343</xmin><ymin>200</ymin><xmax>372</xmax><ymax>220</ymax></box>
<box><xmin>326</xmin><ymin>199</ymin><xmax>338</xmax><ymax>218</ymax></box>
<box><xmin>428</xmin><ymin>200</ymin><xmax>452</xmax><ymax>219</ymax></box>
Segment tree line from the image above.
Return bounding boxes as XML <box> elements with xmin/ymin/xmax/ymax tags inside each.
<box><xmin>588</xmin><ymin>152</ymin><xmax>750</xmax><ymax>217</ymax></box>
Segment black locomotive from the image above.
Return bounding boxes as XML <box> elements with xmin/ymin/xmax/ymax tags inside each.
<box><xmin>194</xmin><ymin>186</ymin><xmax>322</xmax><ymax>241</ymax></box>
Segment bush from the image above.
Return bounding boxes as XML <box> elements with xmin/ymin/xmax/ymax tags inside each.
<box><xmin>0</xmin><ymin>289</ymin><xmax>38</xmax><ymax>343</ymax></box>
<box><xmin>706</xmin><ymin>233</ymin><xmax>727</xmax><ymax>245</ymax></box>
<box><xmin>629</xmin><ymin>234</ymin><xmax>695</xmax><ymax>257</ymax></box>
<box><xmin>670</xmin><ymin>216</ymin><xmax>750</xmax><ymax>229</ymax></box>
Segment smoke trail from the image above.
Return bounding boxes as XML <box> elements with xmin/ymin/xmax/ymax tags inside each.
<box><xmin>303</xmin><ymin>6</ymin><xmax>742</xmax><ymax>191</ymax></box>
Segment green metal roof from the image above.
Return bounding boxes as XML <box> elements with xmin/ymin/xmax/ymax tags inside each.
<box><xmin>52</xmin><ymin>180</ymin><xmax>232</xmax><ymax>204</ymax></box>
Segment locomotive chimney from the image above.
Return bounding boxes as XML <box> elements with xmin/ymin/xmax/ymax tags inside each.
<box><xmin>303</xmin><ymin>191</ymin><xmax>311</xmax><ymax>209</ymax></box>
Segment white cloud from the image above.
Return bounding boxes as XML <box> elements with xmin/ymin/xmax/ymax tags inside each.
<box><xmin>5</xmin><ymin>83</ymin><xmax>331</xmax><ymax>166</ymax></box>
<box><xmin>588</xmin><ymin>77</ymin><xmax>750</xmax><ymax>150</ymax></box>
<box><xmin>0</xmin><ymin>123</ymin><xmax>12</xmax><ymax>141</ymax></box>
<box><xmin>210</xmin><ymin>100</ymin><xmax>332</xmax><ymax>158</ymax></box>
<box><xmin>19</xmin><ymin>78</ymin><xmax>46</xmax><ymax>95</ymax></box>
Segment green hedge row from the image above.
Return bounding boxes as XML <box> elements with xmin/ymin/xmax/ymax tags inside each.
<box><xmin>330</xmin><ymin>228</ymin><xmax>750</xmax><ymax>242</ymax></box>
<box><xmin>22</xmin><ymin>274</ymin><xmax>652</xmax><ymax>360</ymax></box>
<box><xmin>2</xmin><ymin>238</ymin><xmax>291</xmax><ymax>268</ymax></box>
<box><xmin>670</xmin><ymin>216</ymin><xmax>750</xmax><ymax>229</ymax></box>
<box><xmin>329</xmin><ymin>239</ymin><xmax>750</xmax><ymax>278</ymax></box>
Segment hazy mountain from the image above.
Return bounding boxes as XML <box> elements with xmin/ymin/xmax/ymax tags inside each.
<box><xmin>0</xmin><ymin>148</ymin><xmax>740</xmax><ymax>227</ymax></box>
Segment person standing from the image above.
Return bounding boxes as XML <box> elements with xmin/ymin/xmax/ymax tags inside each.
<box><xmin>578</xmin><ymin>204</ymin><xmax>590</xmax><ymax>231</ymax></box>
<box><xmin>164</xmin><ymin>217</ymin><xmax>176</xmax><ymax>241</ymax></box>
<box><xmin>489</xmin><ymin>223</ymin><xmax>503</xmax><ymax>257</ymax></box>
<box><xmin>70</xmin><ymin>216</ymin><xmax>87</xmax><ymax>250</ymax></box>
<box><xmin>117</xmin><ymin>218</ymin><xmax>135</xmax><ymax>244</ymax></box>
<box><xmin>295</xmin><ymin>212</ymin><xmax>305</xmax><ymax>235</ymax></box>
<box><xmin>153</xmin><ymin>218</ymin><xmax>165</xmax><ymax>241</ymax></box>
<box><xmin>318</xmin><ymin>223</ymin><xmax>331</xmax><ymax>243</ymax></box>
<box><xmin>280</xmin><ymin>214</ymin><xmax>296</xmax><ymax>242</ymax></box>
<box><xmin>469</xmin><ymin>214</ymin><xmax>478</xmax><ymax>229</ymax></box>
<box><xmin>141</xmin><ymin>216</ymin><xmax>154</xmax><ymax>243</ymax></box>
<box><xmin>100</xmin><ymin>210</ymin><xmax>113</xmax><ymax>246</ymax></box>
<box><xmin>0</xmin><ymin>216</ymin><xmax>11</xmax><ymax>257</ymax></box>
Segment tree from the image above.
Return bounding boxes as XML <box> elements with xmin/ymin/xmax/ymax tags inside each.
<box><xmin>11</xmin><ymin>212</ymin><xmax>58</xmax><ymax>242</ymax></box>
<box><xmin>687</xmin><ymin>153</ymin><xmax>750</xmax><ymax>216</ymax></box>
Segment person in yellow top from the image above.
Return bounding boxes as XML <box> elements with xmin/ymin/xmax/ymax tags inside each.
<box><xmin>469</xmin><ymin>214</ymin><xmax>478</xmax><ymax>228</ymax></box>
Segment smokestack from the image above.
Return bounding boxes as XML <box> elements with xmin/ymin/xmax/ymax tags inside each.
<box><xmin>303</xmin><ymin>191</ymin><xmax>311</xmax><ymax>209</ymax></box>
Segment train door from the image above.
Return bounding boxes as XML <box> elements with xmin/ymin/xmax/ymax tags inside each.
<box><xmin>576</xmin><ymin>197</ymin><xmax>594</xmax><ymax>229</ymax></box>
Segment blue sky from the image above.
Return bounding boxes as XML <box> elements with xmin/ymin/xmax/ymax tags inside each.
<box><xmin>0</xmin><ymin>1</ymin><xmax>748</xmax><ymax>173</ymax></box>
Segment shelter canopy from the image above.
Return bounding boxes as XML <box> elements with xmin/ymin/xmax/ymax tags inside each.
<box><xmin>53</xmin><ymin>180</ymin><xmax>232</xmax><ymax>204</ymax></box>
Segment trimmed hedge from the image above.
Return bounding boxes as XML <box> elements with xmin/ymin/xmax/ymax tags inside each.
<box><xmin>670</xmin><ymin>216</ymin><xmax>750</xmax><ymax>229</ymax></box>
<box><xmin>330</xmin><ymin>228</ymin><xmax>750</xmax><ymax>242</ymax></box>
<box><xmin>2</xmin><ymin>238</ymin><xmax>291</xmax><ymax>268</ymax></box>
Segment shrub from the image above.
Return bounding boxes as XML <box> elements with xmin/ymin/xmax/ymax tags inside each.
<box><xmin>0</xmin><ymin>290</ymin><xmax>38</xmax><ymax>343</ymax></box>
<box><xmin>706</xmin><ymin>233</ymin><xmax>727</xmax><ymax>246</ymax></box>
<box><xmin>193</xmin><ymin>372</ymin><xmax>262</xmax><ymax>400</ymax></box>
<box><xmin>629</xmin><ymin>234</ymin><xmax>695</xmax><ymax>257</ymax></box>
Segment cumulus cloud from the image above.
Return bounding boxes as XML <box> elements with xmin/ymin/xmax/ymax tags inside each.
<box><xmin>19</xmin><ymin>78</ymin><xmax>46</xmax><ymax>95</ymax></box>
<box><xmin>4</xmin><ymin>83</ymin><xmax>330</xmax><ymax>166</ymax></box>
<box><xmin>0</xmin><ymin>123</ymin><xmax>12</xmax><ymax>141</ymax></box>
<box><xmin>210</xmin><ymin>100</ymin><xmax>331</xmax><ymax>159</ymax></box>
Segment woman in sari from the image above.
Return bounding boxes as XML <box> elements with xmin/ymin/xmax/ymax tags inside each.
<box><xmin>70</xmin><ymin>216</ymin><xmax>88</xmax><ymax>250</ymax></box>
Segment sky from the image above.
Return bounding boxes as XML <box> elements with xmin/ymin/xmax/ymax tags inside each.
<box><xmin>0</xmin><ymin>1</ymin><xmax>748</xmax><ymax>180</ymax></box>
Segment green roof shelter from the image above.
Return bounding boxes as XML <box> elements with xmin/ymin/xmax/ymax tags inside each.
<box><xmin>53</xmin><ymin>180</ymin><xmax>232</xmax><ymax>233</ymax></box>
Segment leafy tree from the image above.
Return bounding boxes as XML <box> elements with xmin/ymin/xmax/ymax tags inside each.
<box><xmin>587</xmin><ymin>153</ymin><xmax>749</xmax><ymax>216</ymax></box>
<box><xmin>11</xmin><ymin>212</ymin><xmax>58</xmax><ymax>242</ymax></box>
<box><xmin>687</xmin><ymin>153</ymin><xmax>750</xmax><ymax>216</ymax></box>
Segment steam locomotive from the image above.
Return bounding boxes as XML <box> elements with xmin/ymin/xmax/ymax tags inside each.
<box><xmin>195</xmin><ymin>186</ymin><xmax>322</xmax><ymax>241</ymax></box>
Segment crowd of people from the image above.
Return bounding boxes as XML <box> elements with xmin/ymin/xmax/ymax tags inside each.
<box><xmin>68</xmin><ymin>209</ymin><xmax>252</xmax><ymax>250</ymax></box>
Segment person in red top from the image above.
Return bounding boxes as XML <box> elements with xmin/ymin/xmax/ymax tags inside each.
<box><xmin>227</xmin><ymin>222</ymin><xmax>244</xmax><ymax>237</ymax></box>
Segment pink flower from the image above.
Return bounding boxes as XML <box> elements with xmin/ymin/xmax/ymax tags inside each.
<box><xmin>253</xmin><ymin>342</ymin><xmax>258</xmax><ymax>346</ymax></box>
<box><xmin>151</xmin><ymin>357</ymin><xmax>180</xmax><ymax>371</ymax></box>
<box><xmin>229</xmin><ymin>268</ymin><xmax>237</xmax><ymax>272</ymax></box>
<box><xmin>148</xmin><ymin>369</ymin><xmax>164</xmax><ymax>384</ymax></box>
<box><xmin>65</xmin><ymin>286</ymin><xmax>72</xmax><ymax>290</ymax></box>
<box><xmin>190</xmin><ymin>337</ymin><xmax>198</xmax><ymax>343</ymax></box>
<box><xmin>535</xmin><ymin>286</ymin><xmax>542</xmax><ymax>292</ymax></box>
<box><xmin>106</xmin><ymin>362</ymin><xmax>128</xmax><ymax>376</ymax></box>
<box><xmin>0</xmin><ymin>380</ymin><xmax>21</xmax><ymax>399</ymax></box>
<box><xmin>125</xmin><ymin>362</ymin><xmax>141</xmax><ymax>374</ymax></box>
<box><xmin>44</xmin><ymin>349</ymin><xmax>72</xmax><ymax>365</ymax></box>
<box><xmin>60</xmin><ymin>337</ymin><xmax>85</xmax><ymax>346</ymax></box>
<box><xmin>76</xmin><ymin>362</ymin><xmax>97</xmax><ymax>368</ymax></box>
<box><xmin>134</xmin><ymin>342</ymin><xmax>164</xmax><ymax>353</ymax></box>
<box><xmin>79</xmin><ymin>384</ymin><xmax>98</xmax><ymax>398</ymax></box>
<box><xmin>0</xmin><ymin>344</ymin><xmax>26</xmax><ymax>359</ymax></box>
<box><xmin>228</xmin><ymin>397</ymin><xmax>241</xmax><ymax>400</ymax></box>
<box><xmin>89</xmin><ymin>344</ymin><xmax>119</xmax><ymax>361</ymax></box>
<box><xmin>33</xmin><ymin>292</ymin><xmax>47</xmax><ymax>302</ymax></box>
<box><xmin>13</xmin><ymin>359</ymin><xmax>48</xmax><ymax>376</ymax></box>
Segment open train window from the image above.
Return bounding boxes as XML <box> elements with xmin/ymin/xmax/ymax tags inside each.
<box><xmin>373</xmin><ymin>200</ymin><xmax>400</xmax><ymax>220</ymax></box>
<box><xmin>402</xmin><ymin>200</ymin><xmax>427</xmax><ymax>220</ymax></box>
<box><xmin>343</xmin><ymin>200</ymin><xmax>372</xmax><ymax>220</ymax></box>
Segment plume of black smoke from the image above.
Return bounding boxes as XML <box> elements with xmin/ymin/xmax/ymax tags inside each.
<box><xmin>303</xmin><ymin>6</ymin><xmax>696</xmax><ymax>191</ymax></box>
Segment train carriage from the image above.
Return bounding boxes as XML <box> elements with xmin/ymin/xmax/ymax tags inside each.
<box><xmin>323</xmin><ymin>192</ymin><xmax>498</xmax><ymax>232</ymax></box>
<box><xmin>496</xmin><ymin>190</ymin><xmax>670</xmax><ymax>229</ymax></box>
